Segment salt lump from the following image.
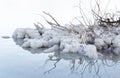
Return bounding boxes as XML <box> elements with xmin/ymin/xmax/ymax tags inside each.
<box><xmin>13</xmin><ymin>27</ymin><xmax>98</xmax><ymax>59</ymax></box>
<box><xmin>12</xmin><ymin>28</ymin><xmax>41</xmax><ymax>39</ymax></box>
<box><xmin>112</xmin><ymin>35</ymin><xmax>120</xmax><ymax>47</ymax></box>
<box><xmin>12</xmin><ymin>25</ymin><xmax>120</xmax><ymax>59</ymax></box>
<box><xmin>80</xmin><ymin>45</ymin><xmax>98</xmax><ymax>59</ymax></box>
<box><xmin>94</xmin><ymin>38</ymin><xmax>105</xmax><ymax>50</ymax></box>
<box><xmin>112</xmin><ymin>35</ymin><xmax>120</xmax><ymax>54</ymax></box>
<box><xmin>22</xmin><ymin>39</ymin><xmax>48</xmax><ymax>49</ymax></box>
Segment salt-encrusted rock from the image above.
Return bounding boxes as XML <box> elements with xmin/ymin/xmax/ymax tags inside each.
<box><xmin>112</xmin><ymin>35</ymin><xmax>120</xmax><ymax>47</ymax></box>
<box><xmin>62</xmin><ymin>44</ymin><xmax>80</xmax><ymax>53</ymax></box>
<box><xmin>101</xmin><ymin>32</ymin><xmax>115</xmax><ymax>45</ymax></box>
<box><xmin>103</xmin><ymin>37</ymin><xmax>113</xmax><ymax>45</ymax></box>
<box><xmin>14</xmin><ymin>24</ymin><xmax>120</xmax><ymax>59</ymax></box>
<box><xmin>22</xmin><ymin>39</ymin><xmax>48</xmax><ymax>49</ymax></box>
<box><xmin>115</xmin><ymin>27</ymin><xmax>120</xmax><ymax>35</ymax></box>
<box><xmin>94</xmin><ymin>26</ymin><xmax>104</xmax><ymax>36</ymax></box>
<box><xmin>42</xmin><ymin>29</ymin><xmax>60</xmax><ymax>40</ymax></box>
<box><xmin>94</xmin><ymin>38</ymin><xmax>105</xmax><ymax>50</ymax></box>
<box><xmin>48</xmin><ymin>38</ymin><xmax>60</xmax><ymax>47</ymax></box>
<box><xmin>12</xmin><ymin>28</ymin><xmax>41</xmax><ymax>39</ymax></box>
<box><xmin>60</xmin><ymin>38</ymin><xmax>98</xmax><ymax>59</ymax></box>
<box><xmin>79</xmin><ymin>44</ymin><xmax>98</xmax><ymax>59</ymax></box>
<box><xmin>43</xmin><ymin>45</ymin><xmax>59</xmax><ymax>53</ymax></box>
<box><xmin>60</xmin><ymin>38</ymin><xmax>80</xmax><ymax>50</ymax></box>
<box><xmin>112</xmin><ymin>47</ymin><xmax>120</xmax><ymax>55</ymax></box>
<box><xmin>12</xmin><ymin>28</ymin><xmax>26</xmax><ymax>39</ymax></box>
<box><xmin>21</xmin><ymin>40</ymin><xmax>30</xmax><ymax>48</ymax></box>
<box><xmin>25</xmin><ymin>29</ymin><xmax>41</xmax><ymax>38</ymax></box>
<box><xmin>111</xmin><ymin>35</ymin><xmax>120</xmax><ymax>55</ymax></box>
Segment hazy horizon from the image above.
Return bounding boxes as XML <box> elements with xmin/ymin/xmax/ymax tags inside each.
<box><xmin>0</xmin><ymin>0</ymin><xmax>120</xmax><ymax>36</ymax></box>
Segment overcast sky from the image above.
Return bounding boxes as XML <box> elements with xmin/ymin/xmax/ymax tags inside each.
<box><xmin>0</xmin><ymin>0</ymin><xmax>120</xmax><ymax>36</ymax></box>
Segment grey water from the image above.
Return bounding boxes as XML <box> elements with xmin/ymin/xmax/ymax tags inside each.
<box><xmin>0</xmin><ymin>38</ymin><xmax>120</xmax><ymax>78</ymax></box>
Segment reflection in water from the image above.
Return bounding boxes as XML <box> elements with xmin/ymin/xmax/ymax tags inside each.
<box><xmin>44</xmin><ymin>52</ymin><xmax>99</xmax><ymax>77</ymax></box>
<box><xmin>13</xmin><ymin>38</ymin><xmax>120</xmax><ymax>78</ymax></box>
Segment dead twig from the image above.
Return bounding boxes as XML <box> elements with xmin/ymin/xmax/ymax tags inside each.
<box><xmin>43</xmin><ymin>11</ymin><xmax>61</xmax><ymax>27</ymax></box>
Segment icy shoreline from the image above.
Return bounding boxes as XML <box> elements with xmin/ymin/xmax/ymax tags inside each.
<box><xmin>12</xmin><ymin>24</ymin><xmax>120</xmax><ymax>59</ymax></box>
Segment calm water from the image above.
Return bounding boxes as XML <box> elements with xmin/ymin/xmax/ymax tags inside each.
<box><xmin>0</xmin><ymin>38</ymin><xmax>120</xmax><ymax>78</ymax></box>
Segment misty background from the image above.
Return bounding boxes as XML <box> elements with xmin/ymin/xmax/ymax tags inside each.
<box><xmin>0</xmin><ymin>0</ymin><xmax>120</xmax><ymax>36</ymax></box>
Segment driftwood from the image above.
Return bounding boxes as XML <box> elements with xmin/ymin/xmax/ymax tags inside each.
<box><xmin>99</xmin><ymin>18</ymin><xmax>120</xmax><ymax>26</ymax></box>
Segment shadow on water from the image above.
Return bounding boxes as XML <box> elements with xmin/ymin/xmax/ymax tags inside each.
<box><xmin>13</xmin><ymin>38</ymin><xmax>120</xmax><ymax>78</ymax></box>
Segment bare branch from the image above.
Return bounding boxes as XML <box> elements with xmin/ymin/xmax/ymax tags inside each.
<box><xmin>43</xmin><ymin>11</ymin><xmax>61</xmax><ymax>26</ymax></box>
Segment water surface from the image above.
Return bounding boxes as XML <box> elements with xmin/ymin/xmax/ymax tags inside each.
<box><xmin>0</xmin><ymin>38</ymin><xmax>120</xmax><ymax>78</ymax></box>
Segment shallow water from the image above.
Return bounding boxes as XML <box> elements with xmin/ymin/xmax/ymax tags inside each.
<box><xmin>0</xmin><ymin>38</ymin><xmax>120</xmax><ymax>78</ymax></box>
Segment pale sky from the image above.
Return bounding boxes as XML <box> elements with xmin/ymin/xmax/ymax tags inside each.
<box><xmin>0</xmin><ymin>0</ymin><xmax>120</xmax><ymax>36</ymax></box>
